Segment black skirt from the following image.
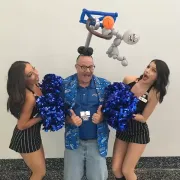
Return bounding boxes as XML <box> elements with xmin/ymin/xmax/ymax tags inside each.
<box><xmin>9</xmin><ymin>123</ymin><xmax>42</xmax><ymax>153</ymax></box>
<box><xmin>116</xmin><ymin>119</ymin><xmax>150</xmax><ymax>144</ymax></box>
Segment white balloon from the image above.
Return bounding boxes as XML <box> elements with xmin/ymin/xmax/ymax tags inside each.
<box><xmin>121</xmin><ymin>59</ymin><xmax>128</xmax><ymax>66</ymax></box>
<box><xmin>102</xmin><ymin>28</ymin><xmax>112</xmax><ymax>36</ymax></box>
<box><xmin>111</xmin><ymin>28</ymin><xmax>118</xmax><ymax>35</ymax></box>
<box><xmin>94</xmin><ymin>18</ymin><xmax>100</xmax><ymax>30</ymax></box>
<box><xmin>123</xmin><ymin>30</ymin><xmax>140</xmax><ymax>45</ymax></box>
<box><xmin>117</xmin><ymin>56</ymin><xmax>124</xmax><ymax>61</ymax></box>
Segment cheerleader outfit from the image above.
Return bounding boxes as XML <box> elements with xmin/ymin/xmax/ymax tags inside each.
<box><xmin>9</xmin><ymin>88</ymin><xmax>42</xmax><ymax>153</ymax></box>
<box><xmin>116</xmin><ymin>81</ymin><xmax>152</xmax><ymax>144</ymax></box>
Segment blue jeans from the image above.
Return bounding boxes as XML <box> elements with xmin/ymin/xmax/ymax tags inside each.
<box><xmin>64</xmin><ymin>140</ymin><xmax>108</xmax><ymax>180</ymax></box>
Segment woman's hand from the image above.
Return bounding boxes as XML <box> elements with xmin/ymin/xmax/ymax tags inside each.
<box><xmin>133</xmin><ymin>114</ymin><xmax>146</xmax><ymax>123</ymax></box>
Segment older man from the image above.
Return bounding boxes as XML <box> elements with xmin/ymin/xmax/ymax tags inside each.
<box><xmin>63</xmin><ymin>52</ymin><xmax>110</xmax><ymax>180</ymax></box>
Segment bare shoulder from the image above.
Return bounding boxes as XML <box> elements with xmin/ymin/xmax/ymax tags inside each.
<box><xmin>149</xmin><ymin>87</ymin><xmax>160</xmax><ymax>101</ymax></box>
<box><xmin>25</xmin><ymin>89</ymin><xmax>36</xmax><ymax>105</ymax></box>
<box><xmin>123</xmin><ymin>76</ymin><xmax>138</xmax><ymax>84</ymax></box>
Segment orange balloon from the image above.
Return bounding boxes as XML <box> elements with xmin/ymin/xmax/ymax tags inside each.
<box><xmin>102</xmin><ymin>16</ymin><xmax>114</xmax><ymax>29</ymax></box>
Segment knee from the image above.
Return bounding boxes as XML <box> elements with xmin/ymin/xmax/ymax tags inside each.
<box><xmin>122</xmin><ymin>165</ymin><xmax>134</xmax><ymax>177</ymax></box>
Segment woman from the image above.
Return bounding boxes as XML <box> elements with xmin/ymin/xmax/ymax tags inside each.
<box><xmin>7</xmin><ymin>61</ymin><xmax>46</xmax><ymax>180</ymax></box>
<box><xmin>112</xmin><ymin>59</ymin><xmax>170</xmax><ymax>180</ymax></box>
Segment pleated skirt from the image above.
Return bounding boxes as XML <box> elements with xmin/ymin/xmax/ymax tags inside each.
<box><xmin>116</xmin><ymin>119</ymin><xmax>150</xmax><ymax>144</ymax></box>
<box><xmin>9</xmin><ymin>123</ymin><xmax>42</xmax><ymax>153</ymax></box>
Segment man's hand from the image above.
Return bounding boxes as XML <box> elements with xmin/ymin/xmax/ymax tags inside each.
<box><xmin>68</xmin><ymin>109</ymin><xmax>82</xmax><ymax>126</ymax></box>
<box><xmin>92</xmin><ymin>105</ymin><xmax>103</xmax><ymax>124</ymax></box>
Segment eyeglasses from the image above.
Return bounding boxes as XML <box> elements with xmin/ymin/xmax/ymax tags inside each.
<box><xmin>76</xmin><ymin>64</ymin><xmax>95</xmax><ymax>72</ymax></box>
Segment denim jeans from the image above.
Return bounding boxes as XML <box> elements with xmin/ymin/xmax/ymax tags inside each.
<box><xmin>64</xmin><ymin>140</ymin><xmax>108</xmax><ymax>180</ymax></box>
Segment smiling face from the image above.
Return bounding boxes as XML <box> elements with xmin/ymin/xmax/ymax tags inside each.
<box><xmin>142</xmin><ymin>61</ymin><xmax>157</xmax><ymax>84</ymax></box>
<box><xmin>24</xmin><ymin>63</ymin><xmax>39</xmax><ymax>86</ymax></box>
<box><xmin>75</xmin><ymin>56</ymin><xmax>95</xmax><ymax>86</ymax></box>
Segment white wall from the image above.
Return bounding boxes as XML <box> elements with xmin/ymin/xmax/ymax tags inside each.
<box><xmin>0</xmin><ymin>0</ymin><xmax>179</xmax><ymax>159</ymax></box>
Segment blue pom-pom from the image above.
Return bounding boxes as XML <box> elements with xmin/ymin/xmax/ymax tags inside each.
<box><xmin>40</xmin><ymin>74</ymin><xmax>63</xmax><ymax>94</ymax></box>
<box><xmin>103</xmin><ymin>82</ymin><xmax>139</xmax><ymax>131</ymax></box>
<box><xmin>36</xmin><ymin>74</ymin><xmax>65</xmax><ymax>132</ymax></box>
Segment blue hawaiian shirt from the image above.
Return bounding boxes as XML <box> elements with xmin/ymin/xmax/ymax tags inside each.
<box><xmin>63</xmin><ymin>73</ymin><xmax>110</xmax><ymax>157</ymax></box>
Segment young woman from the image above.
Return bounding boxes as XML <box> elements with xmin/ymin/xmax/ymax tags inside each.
<box><xmin>112</xmin><ymin>59</ymin><xmax>170</xmax><ymax>180</ymax></box>
<box><xmin>7</xmin><ymin>61</ymin><xmax>46</xmax><ymax>180</ymax></box>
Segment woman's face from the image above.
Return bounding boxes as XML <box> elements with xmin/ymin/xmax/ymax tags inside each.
<box><xmin>142</xmin><ymin>61</ymin><xmax>157</xmax><ymax>84</ymax></box>
<box><xmin>24</xmin><ymin>63</ymin><xmax>39</xmax><ymax>86</ymax></box>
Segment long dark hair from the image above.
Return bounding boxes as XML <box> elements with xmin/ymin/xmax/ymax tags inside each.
<box><xmin>140</xmin><ymin>59</ymin><xmax>170</xmax><ymax>103</ymax></box>
<box><xmin>7</xmin><ymin>61</ymin><xmax>29</xmax><ymax>118</ymax></box>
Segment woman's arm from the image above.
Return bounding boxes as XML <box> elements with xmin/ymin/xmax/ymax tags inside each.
<box><xmin>17</xmin><ymin>90</ymin><xmax>42</xmax><ymax>130</ymax></box>
<box><xmin>123</xmin><ymin>76</ymin><xmax>137</xmax><ymax>84</ymax></box>
<box><xmin>133</xmin><ymin>89</ymin><xmax>160</xmax><ymax>123</ymax></box>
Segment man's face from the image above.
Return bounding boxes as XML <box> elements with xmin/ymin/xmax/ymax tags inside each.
<box><xmin>75</xmin><ymin>56</ymin><xmax>95</xmax><ymax>85</ymax></box>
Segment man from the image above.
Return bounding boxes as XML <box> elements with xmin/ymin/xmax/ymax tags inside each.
<box><xmin>63</xmin><ymin>52</ymin><xmax>110</xmax><ymax>180</ymax></box>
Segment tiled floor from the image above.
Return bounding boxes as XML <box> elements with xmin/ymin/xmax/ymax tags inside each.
<box><xmin>0</xmin><ymin>157</ymin><xmax>180</xmax><ymax>180</ymax></box>
<box><xmin>0</xmin><ymin>169</ymin><xmax>180</xmax><ymax>180</ymax></box>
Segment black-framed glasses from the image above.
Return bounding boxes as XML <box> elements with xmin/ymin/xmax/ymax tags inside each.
<box><xmin>76</xmin><ymin>64</ymin><xmax>95</xmax><ymax>72</ymax></box>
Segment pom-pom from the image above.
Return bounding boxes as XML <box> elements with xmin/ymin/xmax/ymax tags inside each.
<box><xmin>78</xmin><ymin>46</ymin><xmax>93</xmax><ymax>56</ymax></box>
<box><xmin>36</xmin><ymin>74</ymin><xmax>65</xmax><ymax>132</ymax></box>
<box><xmin>40</xmin><ymin>74</ymin><xmax>63</xmax><ymax>94</ymax></box>
<box><xmin>102</xmin><ymin>82</ymin><xmax>139</xmax><ymax>131</ymax></box>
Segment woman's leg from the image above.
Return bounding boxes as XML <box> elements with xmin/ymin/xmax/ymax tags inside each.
<box><xmin>112</xmin><ymin>138</ymin><xmax>128</xmax><ymax>179</ymax></box>
<box><xmin>122</xmin><ymin>143</ymin><xmax>146</xmax><ymax>180</ymax></box>
<box><xmin>21</xmin><ymin>145</ymin><xmax>46</xmax><ymax>180</ymax></box>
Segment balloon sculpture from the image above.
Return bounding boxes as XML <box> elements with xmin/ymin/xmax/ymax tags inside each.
<box><xmin>79</xmin><ymin>9</ymin><xmax>140</xmax><ymax>66</ymax></box>
<box><xmin>79</xmin><ymin>9</ymin><xmax>140</xmax><ymax>132</ymax></box>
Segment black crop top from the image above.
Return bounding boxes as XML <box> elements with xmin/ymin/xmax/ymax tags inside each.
<box><xmin>128</xmin><ymin>81</ymin><xmax>152</xmax><ymax>114</ymax></box>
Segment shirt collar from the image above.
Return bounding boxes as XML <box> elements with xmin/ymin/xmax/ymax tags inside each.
<box><xmin>76</xmin><ymin>75</ymin><xmax>95</xmax><ymax>89</ymax></box>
